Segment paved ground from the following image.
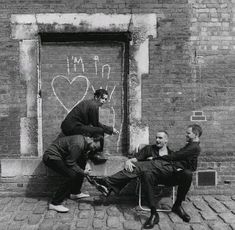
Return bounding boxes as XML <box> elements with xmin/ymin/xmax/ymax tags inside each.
<box><xmin>0</xmin><ymin>194</ymin><xmax>235</xmax><ymax>230</ymax></box>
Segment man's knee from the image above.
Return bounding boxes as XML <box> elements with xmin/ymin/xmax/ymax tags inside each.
<box><xmin>179</xmin><ymin>169</ymin><xmax>193</xmax><ymax>183</ymax></box>
<box><xmin>141</xmin><ymin>172</ymin><xmax>156</xmax><ymax>184</ymax></box>
<box><xmin>183</xmin><ymin>169</ymin><xmax>193</xmax><ymax>179</ymax></box>
<box><xmin>69</xmin><ymin>171</ymin><xmax>83</xmax><ymax>181</ymax></box>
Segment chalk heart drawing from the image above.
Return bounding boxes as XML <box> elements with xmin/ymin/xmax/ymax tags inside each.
<box><xmin>52</xmin><ymin>75</ymin><xmax>89</xmax><ymax>113</ymax></box>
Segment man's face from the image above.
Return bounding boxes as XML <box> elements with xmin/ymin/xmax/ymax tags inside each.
<box><xmin>186</xmin><ymin>127</ymin><xmax>196</xmax><ymax>142</ymax></box>
<box><xmin>155</xmin><ymin>132</ymin><xmax>168</xmax><ymax>148</ymax></box>
<box><xmin>96</xmin><ymin>94</ymin><xmax>108</xmax><ymax>106</ymax></box>
<box><xmin>88</xmin><ymin>141</ymin><xmax>101</xmax><ymax>152</ymax></box>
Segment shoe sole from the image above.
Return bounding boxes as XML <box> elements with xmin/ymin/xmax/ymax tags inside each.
<box><xmin>86</xmin><ymin>176</ymin><xmax>110</xmax><ymax>196</ymax></box>
<box><xmin>96</xmin><ymin>184</ymin><xmax>109</xmax><ymax>196</ymax></box>
<box><xmin>48</xmin><ymin>208</ymin><xmax>69</xmax><ymax>213</ymax></box>
<box><xmin>172</xmin><ymin>209</ymin><xmax>190</xmax><ymax>222</ymax></box>
<box><xmin>70</xmin><ymin>195</ymin><xmax>90</xmax><ymax>199</ymax></box>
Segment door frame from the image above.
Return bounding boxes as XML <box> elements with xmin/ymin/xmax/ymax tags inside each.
<box><xmin>40</xmin><ymin>32</ymin><xmax>129</xmax><ymax>154</ymax></box>
<box><xmin>11</xmin><ymin>13</ymin><xmax>157</xmax><ymax>157</ymax></box>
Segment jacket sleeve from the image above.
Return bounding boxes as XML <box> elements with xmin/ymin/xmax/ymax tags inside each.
<box><xmin>98</xmin><ymin>122</ymin><xmax>113</xmax><ymax>135</ymax></box>
<box><xmin>135</xmin><ymin>145</ymin><xmax>152</xmax><ymax>161</ymax></box>
<box><xmin>88</xmin><ymin>104</ymin><xmax>99</xmax><ymax>127</ymax></box>
<box><xmin>88</xmin><ymin>103</ymin><xmax>113</xmax><ymax>134</ymax></box>
<box><xmin>162</xmin><ymin>144</ymin><xmax>200</xmax><ymax>161</ymax></box>
<box><xmin>65</xmin><ymin>144</ymin><xmax>85</xmax><ymax>175</ymax></box>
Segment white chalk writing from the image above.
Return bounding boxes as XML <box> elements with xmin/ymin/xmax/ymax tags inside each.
<box><xmin>51</xmin><ymin>75</ymin><xmax>89</xmax><ymax>113</ymax></box>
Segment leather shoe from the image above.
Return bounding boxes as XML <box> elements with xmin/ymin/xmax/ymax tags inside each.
<box><xmin>143</xmin><ymin>212</ymin><xmax>159</xmax><ymax>229</ymax></box>
<box><xmin>89</xmin><ymin>152</ymin><xmax>107</xmax><ymax>165</ymax></box>
<box><xmin>172</xmin><ymin>205</ymin><xmax>190</xmax><ymax>222</ymax></box>
<box><xmin>86</xmin><ymin>176</ymin><xmax>112</xmax><ymax>197</ymax></box>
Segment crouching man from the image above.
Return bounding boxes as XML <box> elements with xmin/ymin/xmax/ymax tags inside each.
<box><xmin>43</xmin><ymin>135</ymin><xmax>101</xmax><ymax>213</ymax></box>
<box><xmin>88</xmin><ymin>124</ymin><xmax>202</xmax><ymax>229</ymax></box>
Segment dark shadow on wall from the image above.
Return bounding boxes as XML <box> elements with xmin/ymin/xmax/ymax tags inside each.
<box><xmin>25</xmin><ymin>159</ymin><xmax>64</xmax><ymax>199</ymax></box>
<box><xmin>0</xmin><ymin>108</ymin><xmax>21</xmax><ymax>158</ymax></box>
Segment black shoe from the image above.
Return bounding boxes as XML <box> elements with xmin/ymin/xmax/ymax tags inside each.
<box><xmin>143</xmin><ymin>212</ymin><xmax>159</xmax><ymax>229</ymax></box>
<box><xmin>172</xmin><ymin>205</ymin><xmax>190</xmax><ymax>222</ymax></box>
<box><xmin>86</xmin><ymin>176</ymin><xmax>111</xmax><ymax>197</ymax></box>
<box><xmin>89</xmin><ymin>152</ymin><xmax>107</xmax><ymax>165</ymax></box>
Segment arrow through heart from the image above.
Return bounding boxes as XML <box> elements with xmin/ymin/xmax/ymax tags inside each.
<box><xmin>51</xmin><ymin>75</ymin><xmax>90</xmax><ymax>113</ymax></box>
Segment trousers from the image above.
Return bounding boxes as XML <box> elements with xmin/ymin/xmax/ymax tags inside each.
<box><xmin>43</xmin><ymin>157</ymin><xmax>86</xmax><ymax>205</ymax></box>
<box><xmin>62</xmin><ymin>125</ymin><xmax>104</xmax><ymax>151</ymax></box>
<box><xmin>105</xmin><ymin>160</ymin><xmax>192</xmax><ymax>209</ymax></box>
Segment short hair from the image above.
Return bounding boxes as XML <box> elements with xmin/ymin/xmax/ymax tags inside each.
<box><xmin>94</xmin><ymin>89</ymin><xmax>108</xmax><ymax>98</ymax></box>
<box><xmin>157</xmin><ymin>130</ymin><xmax>169</xmax><ymax>137</ymax></box>
<box><xmin>188</xmin><ymin>124</ymin><xmax>202</xmax><ymax>137</ymax></box>
<box><xmin>156</xmin><ymin>130</ymin><xmax>169</xmax><ymax>141</ymax></box>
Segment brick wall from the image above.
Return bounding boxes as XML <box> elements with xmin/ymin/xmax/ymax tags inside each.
<box><xmin>40</xmin><ymin>39</ymin><xmax>125</xmax><ymax>153</ymax></box>
<box><xmin>0</xmin><ymin>0</ymin><xmax>234</xmax><ymax>194</ymax></box>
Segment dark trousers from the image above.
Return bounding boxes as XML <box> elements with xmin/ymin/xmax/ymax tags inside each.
<box><xmin>105</xmin><ymin>160</ymin><xmax>192</xmax><ymax>209</ymax></box>
<box><xmin>62</xmin><ymin>125</ymin><xmax>104</xmax><ymax>151</ymax></box>
<box><xmin>43</xmin><ymin>157</ymin><xmax>86</xmax><ymax>205</ymax></box>
<box><xmin>142</xmin><ymin>169</ymin><xmax>193</xmax><ymax>209</ymax></box>
<box><xmin>64</xmin><ymin>125</ymin><xmax>105</xmax><ymax>137</ymax></box>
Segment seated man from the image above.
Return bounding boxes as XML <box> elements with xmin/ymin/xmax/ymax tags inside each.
<box><xmin>88</xmin><ymin>124</ymin><xmax>202</xmax><ymax>229</ymax></box>
<box><xmin>43</xmin><ymin>135</ymin><xmax>101</xmax><ymax>213</ymax></box>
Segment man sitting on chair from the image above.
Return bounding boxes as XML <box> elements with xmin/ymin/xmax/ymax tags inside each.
<box><xmin>89</xmin><ymin>124</ymin><xmax>202</xmax><ymax>229</ymax></box>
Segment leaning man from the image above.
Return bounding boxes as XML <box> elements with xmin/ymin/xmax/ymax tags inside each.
<box><xmin>43</xmin><ymin>135</ymin><xmax>100</xmax><ymax>213</ymax></box>
<box><xmin>89</xmin><ymin>124</ymin><xmax>202</xmax><ymax>229</ymax></box>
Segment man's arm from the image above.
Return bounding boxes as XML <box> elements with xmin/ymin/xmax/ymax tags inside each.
<box><xmin>88</xmin><ymin>105</ymin><xmax>117</xmax><ymax>135</ymax></box>
<box><xmin>98</xmin><ymin>122</ymin><xmax>115</xmax><ymax>135</ymax></box>
<box><xmin>65</xmin><ymin>144</ymin><xmax>86</xmax><ymax>175</ymax></box>
<box><xmin>88</xmin><ymin>104</ymin><xmax>99</xmax><ymax>127</ymax></box>
<box><xmin>125</xmin><ymin>145</ymin><xmax>152</xmax><ymax>172</ymax></box>
<box><xmin>162</xmin><ymin>143</ymin><xmax>200</xmax><ymax>161</ymax></box>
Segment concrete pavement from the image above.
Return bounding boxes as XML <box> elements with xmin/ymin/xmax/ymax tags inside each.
<box><xmin>0</xmin><ymin>194</ymin><xmax>235</xmax><ymax>230</ymax></box>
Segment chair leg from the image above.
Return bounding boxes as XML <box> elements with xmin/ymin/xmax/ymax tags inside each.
<box><xmin>138</xmin><ymin>181</ymin><xmax>174</xmax><ymax>212</ymax></box>
<box><xmin>172</xmin><ymin>186</ymin><xmax>175</xmax><ymax>204</ymax></box>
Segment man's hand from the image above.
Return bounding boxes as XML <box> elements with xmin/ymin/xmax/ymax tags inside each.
<box><xmin>112</xmin><ymin>127</ymin><xmax>119</xmax><ymax>135</ymax></box>
<box><xmin>124</xmin><ymin>159</ymin><xmax>136</xmax><ymax>172</ymax></box>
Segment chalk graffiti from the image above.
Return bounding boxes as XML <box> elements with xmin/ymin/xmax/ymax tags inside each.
<box><xmin>93</xmin><ymin>55</ymin><xmax>99</xmax><ymax>75</ymax></box>
<box><xmin>66</xmin><ymin>56</ymin><xmax>85</xmax><ymax>75</ymax></box>
<box><xmin>102</xmin><ymin>64</ymin><xmax>111</xmax><ymax>79</ymax></box>
<box><xmin>109</xmin><ymin>85</ymin><xmax>116</xmax><ymax>103</ymax></box>
<box><xmin>66</xmin><ymin>57</ymin><xmax>70</xmax><ymax>75</ymax></box>
<box><xmin>51</xmin><ymin>75</ymin><xmax>89</xmax><ymax>113</ymax></box>
<box><xmin>56</xmin><ymin>55</ymin><xmax>117</xmax><ymax>108</ymax></box>
<box><xmin>52</xmin><ymin>55</ymin><xmax>121</xmax><ymax>152</ymax></box>
<box><xmin>72</xmin><ymin>56</ymin><xmax>85</xmax><ymax>73</ymax></box>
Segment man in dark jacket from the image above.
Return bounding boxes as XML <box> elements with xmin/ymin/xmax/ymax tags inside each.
<box><xmin>43</xmin><ymin>135</ymin><xmax>101</xmax><ymax>213</ymax></box>
<box><xmin>90</xmin><ymin>124</ymin><xmax>202</xmax><ymax>229</ymax></box>
<box><xmin>60</xmin><ymin>88</ymin><xmax>119</xmax><ymax>163</ymax></box>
